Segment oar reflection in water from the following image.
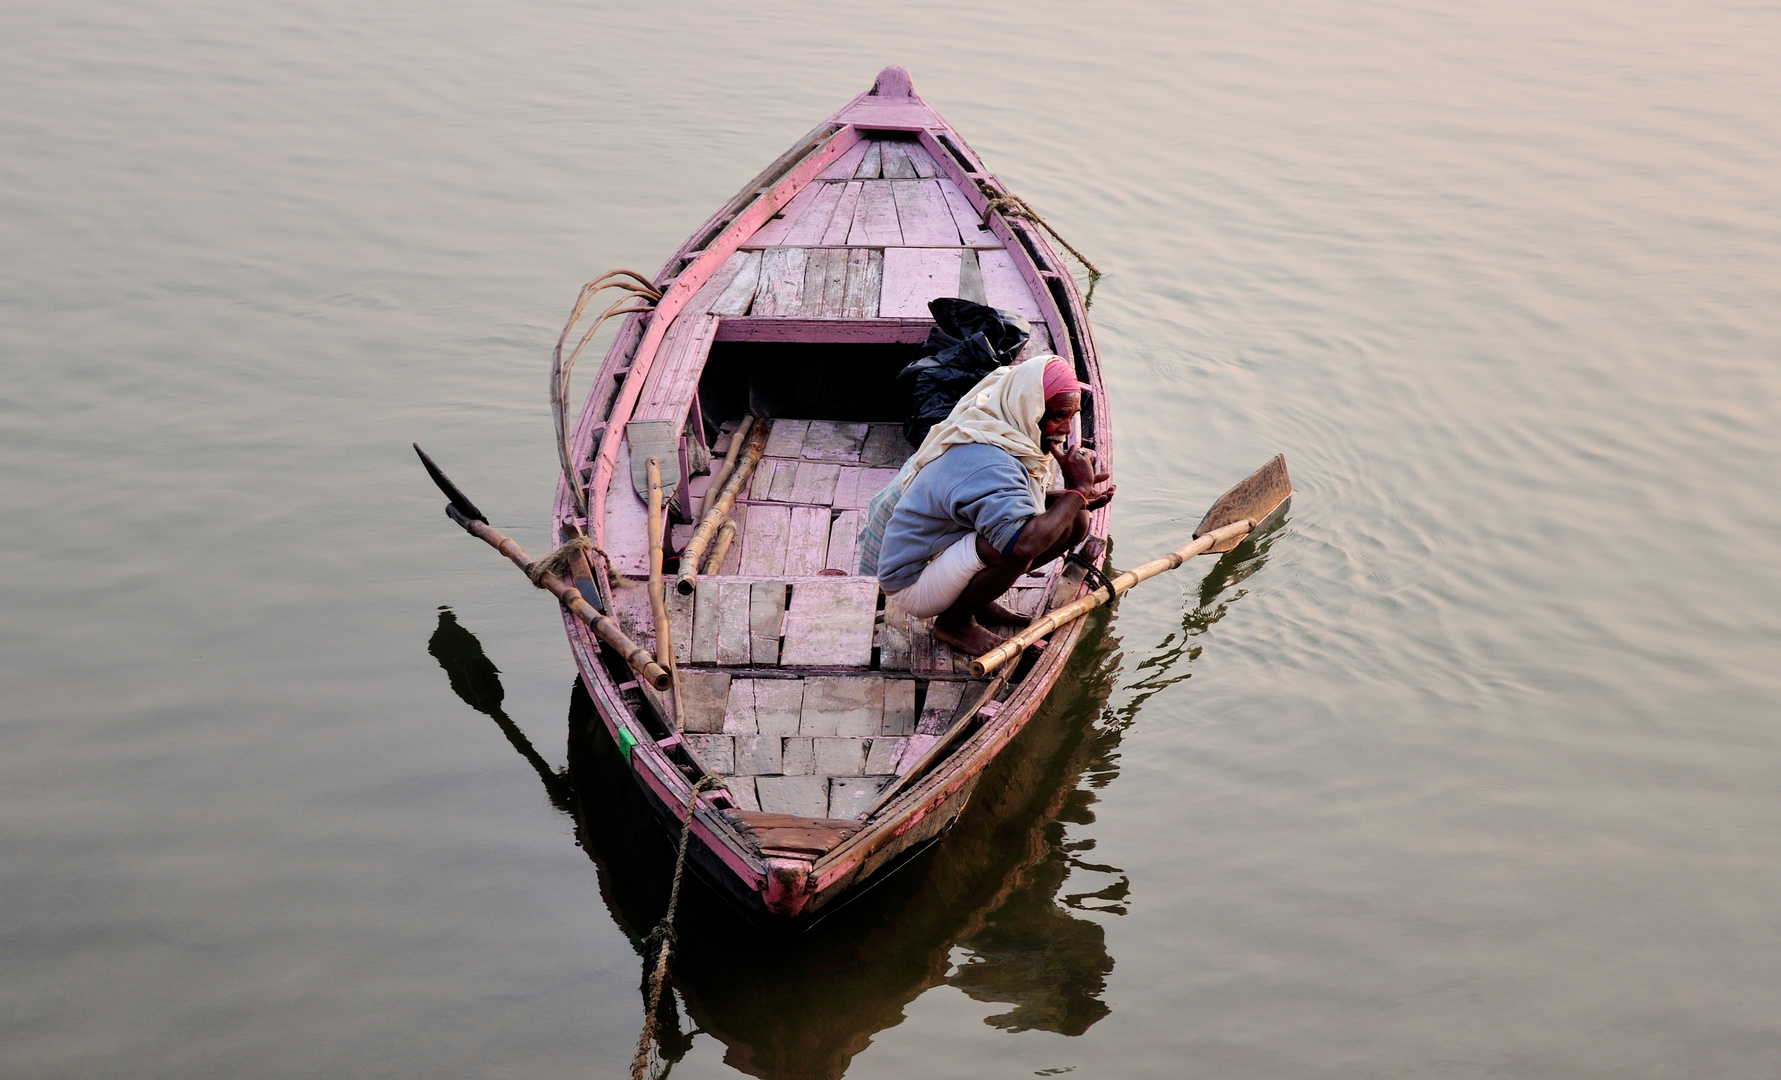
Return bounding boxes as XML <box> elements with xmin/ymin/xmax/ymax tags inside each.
<box><xmin>426</xmin><ymin>607</ymin><xmax>574</xmax><ymax>813</ymax></box>
<box><xmin>425</xmin><ymin>604</ymin><xmax>1128</xmax><ymax>1079</ymax></box>
<box><xmin>1115</xmin><ymin>514</ymin><xmax>1290</xmax><ymax>722</ymax></box>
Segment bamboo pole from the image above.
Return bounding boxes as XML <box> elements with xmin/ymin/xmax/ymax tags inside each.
<box><xmin>701</xmin><ymin>415</ymin><xmax>755</xmax><ymax>513</ymax></box>
<box><xmin>702</xmin><ymin>519</ymin><xmax>738</xmax><ymax>574</ymax></box>
<box><xmin>444</xmin><ymin>506</ymin><xmax>669</xmax><ymax>689</ymax></box>
<box><xmin>676</xmin><ymin>419</ymin><xmax>771</xmax><ymax>595</ymax></box>
<box><xmin>971</xmin><ymin>518</ymin><xmax>1256</xmax><ymax>678</ymax></box>
<box><xmin>645</xmin><ymin>457</ymin><xmax>682</xmax><ymax>726</ymax></box>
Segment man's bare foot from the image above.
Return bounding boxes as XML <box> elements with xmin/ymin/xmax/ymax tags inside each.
<box><xmin>977</xmin><ymin>601</ymin><xmax>1032</xmax><ymax>628</ymax></box>
<box><xmin>932</xmin><ymin>613</ymin><xmax>1005</xmax><ymax>656</ymax></box>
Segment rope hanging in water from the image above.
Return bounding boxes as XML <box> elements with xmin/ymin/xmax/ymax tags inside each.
<box><xmin>631</xmin><ymin>774</ymin><xmax>724</xmax><ymax>1080</ymax></box>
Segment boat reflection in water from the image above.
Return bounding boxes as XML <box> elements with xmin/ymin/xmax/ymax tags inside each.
<box><xmin>428</xmin><ymin>605</ymin><xmax>1128</xmax><ymax>1079</ymax></box>
<box><xmin>424</xmin><ymin>523</ymin><xmax>1283</xmax><ymax>1079</ymax></box>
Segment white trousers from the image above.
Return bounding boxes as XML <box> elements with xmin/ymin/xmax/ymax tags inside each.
<box><xmin>884</xmin><ymin>532</ymin><xmax>986</xmax><ymax>619</ymax></box>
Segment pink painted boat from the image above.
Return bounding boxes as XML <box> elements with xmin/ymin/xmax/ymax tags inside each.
<box><xmin>549</xmin><ymin>67</ymin><xmax>1110</xmax><ymax>925</ymax></box>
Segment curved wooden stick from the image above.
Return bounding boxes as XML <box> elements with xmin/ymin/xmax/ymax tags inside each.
<box><xmin>971</xmin><ymin>519</ymin><xmax>1254</xmax><ymax>678</ymax></box>
<box><xmin>444</xmin><ymin>506</ymin><xmax>669</xmax><ymax>689</ymax></box>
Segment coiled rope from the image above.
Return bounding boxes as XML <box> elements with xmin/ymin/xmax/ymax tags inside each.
<box><xmin>630</xmin><ymin>773</ymin><xmax>725</xmax><ymax>1080</ymax></box>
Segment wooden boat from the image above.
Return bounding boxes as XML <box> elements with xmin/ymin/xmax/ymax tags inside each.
<box><xmin>548</xmin><ymin>66</ymin><xmax>1110</xmax><ymax>924</ymax></box>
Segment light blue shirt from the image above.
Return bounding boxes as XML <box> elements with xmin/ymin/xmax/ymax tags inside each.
<box><xmin>876</xmin><ymin>443</ymin><xmax>1039</xmax><ymax>593</ymax></box>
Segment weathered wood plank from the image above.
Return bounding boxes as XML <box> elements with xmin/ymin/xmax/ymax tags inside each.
<box><xmin>781</xmin><ymin>182</ymin><xmax>847</xmax><ymax>246</ymax></box>
<box><xmin>780</xmin><ymin>735</ymin><xmax>814</xmax><ymax>773</ymax></box>
<box><xmin>879</xmin><ymin>143</ymin><xmax>917</xmax><ymax>179</ymax></box>
<box><xmin>748</xmin><ymin>458</ymin><xmax>779</xmax><ymax>501</ymax></box>
<box><xmin>829</xmin><ymin>776</ymin><xmax>892</xmax><ymax>820</ymax></box>
<box><xmin>1018</xmin><ymin>319</ymin><xmax>1055</xmax><ymax>360</ymax></box>
<box><xmin>723</xmin><ymin>678</ymin><xmax>757</xmax><ymax>734</ymax></box>
<box><xmin>819</xmin><ymin>245</ymin><xmax>850</xmax><ymax>315</ymax></box>
<box><xmin>716</xmin><ymin>580</ymin><xmax>751</xmax><ymax>666</ymax></box>
<box><xmin>956</xmin><ymin>246</ymin><xmax>986</xmax><ymax>306</ymax></box>
<box><xmin>825</xmin><ymin>510</ymin><xmax>862</xmax><ymax>574</ymax></box>
<box><xmin>724</xmin><ymin>777</ymin><xmax>760</xmax><ymax>812</ymax></box>
<box><xmin>878</xmin><ymin>607</ymin><xmax>912</xmax><ymax>669</ymax></box>
<box><xmin>763</xmin><ymin>418</ymin><xmax>811</xmax><ymax>458</ymax></box>
<box><xmin>800</xmin><ymin>421</ymin><xmax>868</xmax><ymax>463</ymax></box>
<box><xmin>767</xmin><ymin>458</ymin><xmax>799</xmax><ymax>502</ymax></box>
<box><xmin>788</xmin><ymin>460</ymin><xmax>842</xmax><ymax>503</ymax></box>
<box><xmin>879</xmin><ymin>247</ymin><xmax>964</xmax><ymax>318</ymax></box>
<box><xmin>818</xmin><ymin>140</ymin><xmax>870</xmax><ymax>180</ymax></box>
<box><xmin>780</xmin><ymin>579</ymin><xmax>878</xmax><ymax>667</ymax></box>
<box><xmin>749</xmin><ymin>583</ymin><xmax>786</xmax><ymax>667</ymax></box>
<box><xmin>909</xmin><ymin>617</ymin><xmax>932</xmax><ymax>673</ymax></box>
<box><xmin>604</xmin><ymin>442</ymin><xmax>653</xmax><ymax>579</ymax></box>
<box><xmin>977</xmin><ymin>247</ymin><xmax>1046</xmax><ymax>321</ymax></box>
<box><xmin>754</xmin><ymin>679</ymin><xmax>804</xmax><ymax>734</ymax></box>
<box><xmin>937</xmin><ymin>177</ymin><xmax>1002</xmax><ymax>247</ymax></box>
<box><xmin>864</xmin><ymin>736</ymin><xmax>907</xmax><ymax>774</ymax></box>
<box><xmin>727</xmin><ymin>809</ymin><xmax>859</xmax><ymax>855</ymax></box>
<box><xmin>814</xmin><ymin>738</ymin><xmax>867</xmax><ymax>776</ymax></box>
<box><xmin>683</xmin><ymin>734</ymin><xmax>734</xmax><ymax>774</ymax></box>
<box><xmin>853</xmin><ymin>141</ymin><xmax>882</xmax><ymax>180</ymax></box>
<box><xmin>821</xmin><ymin>181</ymin><xmax>863</xmax><ymax>246</ymax></box>
<box><xmin>755</xmin><ymin>774</ymin><xmax>828</xmax><ymax>817</ymax></box>
<box><xmin>882</xmin><ymin>677</ymin><xmax>916</xmax><ymax>736</ymax></box>
<box><xmin>691</xmin><ymin>578</ymin><xmax>721</xmax><ymax>664</ymax></box>
<box><xmin>840</xmin><ymin>248</ymin><xmax>883</xmax><ymax>319</ymax></box>
<box><xmin>860</xmin><ymin>467</ymin><xmax>902</xmax><ymax>504</ymax></box>
<box><xmin>733</xmin><ymin>733</ymin><xmax>782</xmax><ymax>775</ymax></box>
<box><xmin>917</xmin><ymin>680</ymin><xmax>965</xmax><ymax>734</ymax></box>
<box><xmin>894</xmin><ymin>733</ymin><xmax>941</xmax><ymax>774</ymax></box>
<box><xmin>904</xmin><ymin>141</ymin><xmax>940</xmax><ymax>178</ymax></box>
<box><xmin>859</xmin><ymin>424</ymin><xmax>907</xmax><ymax>467</ymax></box>
<box><xmin>784</xmin><ymin>505</ymin><xmax>832</xmax><ymax>576</ymax></box>
<box><xmin>891</xmin><ymin>181</ymin><xmax>963</xmax><ymax>246</ymax></box>
<box><xmin>801</xmin><ymin>675</ymin><xmax>884</xmax><ymax>736</ymax></box>
<box><xmin>739</xmin><ymin>503</ymin><xmax>791</xmax><ymax>576</ymax></box>
<box><xmin>752</xmin><ymin>247</ymin><xmax>810</xmax><ymax>317</ymax></box>
<box><xmin>847</xmin><ymin>182</ymin><xmax>903</xmax><ymax>246</ymax></box>
<box><xmin>667</xmin><ymin>585</ymin><xmax>695</xmax><ymax>666</ymax></box>
<box><xmin>749</xmin><ymin>183</ymin><xmax>827</xmax><ymax>247</ymax></box>
<box><xmin>679</xmin><ymin>670</ymin><xmax>732</xmax><ymax>734</ymax></box>
<box><xmin>700</xmin><ymin>250</ymin><xmax>761</xmax><ymax>318</ymax></box>
<box><xmin>831</xmin><ymin>466</ymin><xmax>862</xmax><ymax>511</ymax></box>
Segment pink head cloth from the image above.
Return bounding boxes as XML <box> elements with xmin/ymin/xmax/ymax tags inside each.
<box><xmin>1042</xmin><ymin>356</ymin><xmax>1086</xmax><ymax>402</ymax></box>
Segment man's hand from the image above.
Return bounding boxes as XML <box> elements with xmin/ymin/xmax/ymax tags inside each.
<box><xmin>1051</xmin><ymin>445</ymin><xmax>1115</xmax><ymax>509</ymax></box>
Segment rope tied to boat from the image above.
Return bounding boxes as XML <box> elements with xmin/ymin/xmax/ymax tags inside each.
<box><xmin>552</xmin><ymin>269</ymin><xmax>665</xmax><ymax>518</ymax></box>
<box><xmin>978</xmin><ymin>191</ymin><xmax>1102</xmax><ymax>284</ymax></box>
<box><xmin>523</xmin><ymin>534</ymin><xmax>595</xmax><ymax>587</ymax></box>
<box><xmin>630</xmin><ymin>773</ymin><xmax>725</xmax><ymax>1080</ymax></box>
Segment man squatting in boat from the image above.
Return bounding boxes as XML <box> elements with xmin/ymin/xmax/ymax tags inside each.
<box><xmin>863</xmin><ymin>357</ymin><xmax>1116</xmax><ymax>656</ymax></box>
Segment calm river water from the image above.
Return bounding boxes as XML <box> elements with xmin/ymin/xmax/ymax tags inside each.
<box><xmin>4</xmin><ymin>2</ymin><xmax>1779</xmax><ymax>1077</ymax></box>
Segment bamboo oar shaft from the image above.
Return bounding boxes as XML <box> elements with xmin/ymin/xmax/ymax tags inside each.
<box><xmin>701</xmin><ymin>415</ymin><xmax>755</xmax><ymax>513</ymax></box>
<box><xmin>445</xmin><ymin>506</ymin><xmax>669</xmax><ymax>689</ymax></box>
<box><xmin>971</xmin><ymin>518</ymin><xmax>1256</xmax><ymax>678</ymax></box>
<box><xmin>645</xmin><ymin>457</ymin><xmax>682</xmax><ymax>725</ymax></box>
<box><xmin>676</xmin><ymin>420</ymin><xmax>771</xmax><ymax>596</ymax></box>
<box><xmin>702</xmin><ymin>519</ymin><xmax>738</xmax><ymax>574</ymax></box>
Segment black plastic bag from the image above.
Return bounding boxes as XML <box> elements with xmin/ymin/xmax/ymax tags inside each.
<box><xmin>895</xmin><ymin>298</ymin><xmax>1032</xmax><ymax>446</ymax></box>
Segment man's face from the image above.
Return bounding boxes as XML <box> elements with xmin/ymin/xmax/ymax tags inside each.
<box><xmin>1040</xmin><ymin>392</ymin><xmax>1081</xmax><ymax>445</ymax></box>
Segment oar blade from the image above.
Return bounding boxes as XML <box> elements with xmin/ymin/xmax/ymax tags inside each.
<box><xmin>414</xmin><ymin>443</ymin><xmax>489</xmax><ymax>524</ymax></box>
<box><xmin>1193</xmin><ymin>454</ymin><xmax>1292</xmax><ymax>553</ymax></box>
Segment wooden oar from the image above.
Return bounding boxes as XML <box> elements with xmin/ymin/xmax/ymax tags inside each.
<box><xmin>414</xmin><ymin>444</ymin><xmax>670</xmax><ymax>690</ymax></box>
<box><xmin>972</xmin><ymin>455</ymin><xmax>1293</xmax><ymax>678</ymax></box>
